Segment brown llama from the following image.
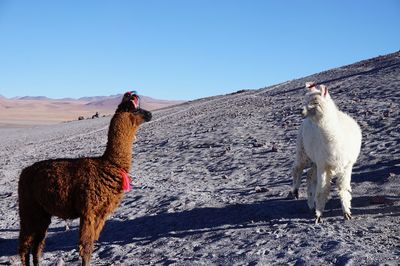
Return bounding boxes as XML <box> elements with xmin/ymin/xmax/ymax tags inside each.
<box><xmin>18</xmin><ymin>96</ymin><xmax>152</xmax><ymax>266</ymax></box>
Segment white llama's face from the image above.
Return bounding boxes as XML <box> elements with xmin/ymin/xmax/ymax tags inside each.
<box><xmin>302</xmin><ymin>83</ymin><xmax>331</xmax><ymax>120</ymax></box>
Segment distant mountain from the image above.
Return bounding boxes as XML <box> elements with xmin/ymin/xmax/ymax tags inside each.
<box><xmin>14</xmin><ymin>96</ymin><xmax>51</xmax><ymax>101</ymax></box>
<box><xmin>78</xmin><ymin>95</ymin><xmax>119</xmax><ymax>102</ymax></box>
<box><xmin>0</xmin><ymin>94</ymin><xmax>185</xmax><ymax>126</ymax></box>
<box><xmin>85</xmin><ymin>94</ymin><xmax>184</xmax><ymax>111</ymax></box>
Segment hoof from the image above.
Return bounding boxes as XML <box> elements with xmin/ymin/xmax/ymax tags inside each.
<box><xmin>344</xmin><ymin>213</ymin><xmax>352</xmax><ymax>220</ymax></box>
<box><xmin>287</xmin><ymin>189</ymin><xmax>299</xmax><ymax>200</ymax></box>
<box><xmin>315</xmin><ymin>216</ymin><xmax>323</xmax><ymax>224</ymax></box>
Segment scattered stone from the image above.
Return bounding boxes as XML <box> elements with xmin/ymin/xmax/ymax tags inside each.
<box><xmin>370</xmin><ymin>196</ymin><xmax>394</xmax><ymax>205</ymax></box>
<box><xmin>383</xmin><ymin>110</ymin><xmax>390</xmax><ymax>117</ymax></box>
<box><xmin>255</xmin><ymin>186</ymin><xmax>269</xmax><ymax>193</ymax></box>
<box><xmin>0</xmin><ymin>192</ymin><xmax>12</xmax><ymax>199</ymax></box>
<box><xmin>389</xmin><ymin>172</ymin><xmax>396</xmax><ymax>178</ymax></box>
<box><xmin>271</xmin><ymin>143</ymin><xmax>278</xmax><ymax>152</ymax></box>
<box><xmin>252</xmin><ymin>142</ymin><xmax>263</xmax><ymax>148</ymax></box>
<box><xmin>91</xmin><ymin>112</ymin><xmax>99</xmax><ymax>119</ymax></box>
<box><xmin>159</xmin><ymin>139</ymin><xmax>169</xmax><ymax>147</ymax></box>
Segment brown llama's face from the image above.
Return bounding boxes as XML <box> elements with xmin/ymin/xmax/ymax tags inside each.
<box><xmin>116</xmin><ymin>100</ymin><xmax>152</xmax><ymax>126</ymax></box>
<box><xmin>129</xmin><ymin>108</ymin><xmax>152</xmax><ymax>126</ymax></box>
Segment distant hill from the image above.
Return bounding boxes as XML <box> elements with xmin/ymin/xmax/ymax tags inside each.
<box><xmin>78</xmin><ymin>95</ymin><xmax>118</xmax><ymax>102</ymax></box>
<box><xmin>0</xmin><ymin>94</ymin><xmax>184</xmax><ymax>127</ymax></box>
<box><xmin>85</xmin><ymin>94</ymin><xmax>183</xmax><ymax>111</ymax></box>
<box><xmin>13</xmin><ymin>96</ymin><xmax>51</xmax><ymax>101</ymax></box>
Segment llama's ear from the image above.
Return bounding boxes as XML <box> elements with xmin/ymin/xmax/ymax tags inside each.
<box><xmin>306</xmin><ymin>82</ymin><xmax>318</xmax><ymax>92</ymax></box>
<box><xmin>320</xmin><ymin>85</ymin><xmax>329</xmax><ymax>97</ymax></box>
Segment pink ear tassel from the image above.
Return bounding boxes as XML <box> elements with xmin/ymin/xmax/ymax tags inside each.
<box><xmin>120</xmin><ymin>170</ymin><xmax>132</xmax><ymax>192</ymax></box>
<box><xmin>320</xmin><ymin>85</ymin><xmax>328</xmax><ymax>97</ymax></box>
<box><xmin>131</xmin><ymin>96</ymin><xmax>139</xmax><ymax>109</ymax></box>
<box><xmin>306</xmin><ymin>82</ymin><xmax>317</xmax><ymax>91</ymax></box>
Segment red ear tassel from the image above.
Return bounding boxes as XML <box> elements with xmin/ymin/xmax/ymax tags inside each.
<box><xmin>306</xmin><ymin>82</ymin><xmax>317</xmax><ymax>91</ymax></box>
<box><xmin>121</xmin><ymin>170</ymin><xmax>132</xmax><ymax>192</ymax></box>
<box><xmin>320</xmin><ymin>85</ymin><xmax>328</xmax><ymax>97</ymax></box>
<box><xmin>131</xmin><ymin>96</ymin><xmax>139</xmax><ymax>109</ymax></box>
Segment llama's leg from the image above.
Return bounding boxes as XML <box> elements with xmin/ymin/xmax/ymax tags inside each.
<box><xmin>337</xmin><ymin>166</ymin><xmax>353</xmax><ymax>220</ymax></box>
<box><xmin>290</xmin><ymin>132</ymin><xmax>310</xmax><ymax>199</ymax></box>
<box><xmin>78</xmin><ymin>210</ymin><xmax>113</xmax><ymax>266</ymax></box>
<box><xmin>19</xmin><ymin>226</ymin><xmax>34</xmax><ymax>266</ymax></box>
<box><xmin>93</xmin><ymin>214</ymin><xmax>108</xmax><ymax>241</ymax></box>
<box><xmin>314</xmin><ymin>168</ymin><xmax>332</xmax><ymax>223</ymax></box>
<box><xmin>291</xmin><ymin>158</ymin><xmax>308</xmax><ymax>199</ymax></box>
<box><xmin>19</xmin><ymin>197</ymin><xmax>37</xmax><ymax>266</ymax></box>
<box><xmin>32</xmin><ymin>213</ymin><xmax>51</xmax><ymax>266</ymax></box>
<box><xmin>79</xmin><ymin>216</ymin><xmax>95</xmax><ymax>266</ymax></box>
<box><xmin>306</xmin><ymin>164</ymin><xmax>317</xmax><ymax>210</ymax></box>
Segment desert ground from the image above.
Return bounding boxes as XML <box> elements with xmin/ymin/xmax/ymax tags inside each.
<box><xmin>0</xmin><ymin>52</ymin><xmax>399</xmax><ymax>265</ymax></box>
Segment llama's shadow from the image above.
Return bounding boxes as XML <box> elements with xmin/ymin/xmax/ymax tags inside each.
<box><xmin>98</xmin><ymin>198</ymin><xmax>309</xmax><ymax>245</ymax></box>
<box><xmin>352</xmin><ymin>159</ymin><xmax>400</xmax><ymax>184</ymax></box>
<box><xmin>97</xmin><ymin>195</ymin><xmax>399</xmax><ymax>246</ymax></box>
<box><xmin>1</xmin><ymin>195</ymin><xmax>398</xmax><ymax>257</ymax></box>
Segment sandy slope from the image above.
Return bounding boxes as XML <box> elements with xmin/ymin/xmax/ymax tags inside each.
<box><xmin>0</xmin><ymin>52</ymin><xmax>399</xmax><ymax>265</ymax></box>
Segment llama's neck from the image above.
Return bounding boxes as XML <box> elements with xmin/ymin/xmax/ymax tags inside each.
<box><xmin>315</xmin><ymin>104</ymin><xmax>341</xmax><ymax>140</ymax></box>
<box><xmin>103</xmin><ymin>113</ymin><xmax>136</xmax><ymax>172</ymax></box>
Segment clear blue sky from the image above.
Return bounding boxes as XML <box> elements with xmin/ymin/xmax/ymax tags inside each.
<box><xmin>0</xmin><ymin>1</ymin><xmax>399</xmax><ymax>100</ymax></box>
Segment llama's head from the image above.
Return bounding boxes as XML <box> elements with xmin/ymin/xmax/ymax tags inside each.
<box><xmin>302</xmin><ymin>82</ymin><xmax>335</xmax><ymax>121</ymax></box>
<box><xmin>116</xmin><ymin>95</ymin><xmax>152</xmax><ymax>126</ymax></box>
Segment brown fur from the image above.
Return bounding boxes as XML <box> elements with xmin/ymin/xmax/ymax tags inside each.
<box><xmin>18</xmin><ymin>101</ymin><xmax>151</xmax><ymax>266</ymax></box>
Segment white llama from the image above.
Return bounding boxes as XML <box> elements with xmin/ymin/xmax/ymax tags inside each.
<box><xmin>291</xmin><ymin>82</ymin><xmax>362</xmax><ymax>223</ymax></box>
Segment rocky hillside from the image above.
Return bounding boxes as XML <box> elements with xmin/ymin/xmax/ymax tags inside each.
<box><xmin>0</xmin><ymin>51</ymin><xmax>399</xmax><ymax>265</ymax></box>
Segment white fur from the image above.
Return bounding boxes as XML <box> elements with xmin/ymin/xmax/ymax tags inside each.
<box><xmin>292</xmin><ymin>83</ymin><xmax>362</xmax><ymax>222</ymax></box>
